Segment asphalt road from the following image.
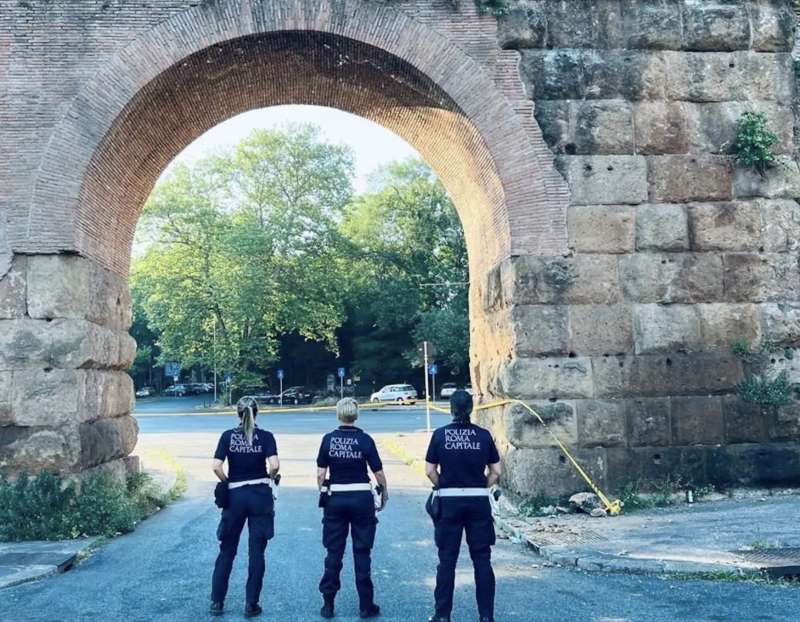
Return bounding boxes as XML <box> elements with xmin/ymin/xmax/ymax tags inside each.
<box><xmin>1</xmin><ymin>402</ymin><xmax>797</xmax><ymax>621</ymax></box>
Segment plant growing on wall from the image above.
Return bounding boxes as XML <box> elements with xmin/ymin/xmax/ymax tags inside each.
<box><xmin>544</xmin><ymin>259</ymin><xmax>577</xmax><ymax>289</ymax></box>
<box><xmin>732</xmin><ymin>111</ymin><xmax>779</xmax><ymax>177</ymax></box>
<box><xmin>731</xmin><ymin>340</ymin><xmax>793</xmax><ymax>414</ymax></box>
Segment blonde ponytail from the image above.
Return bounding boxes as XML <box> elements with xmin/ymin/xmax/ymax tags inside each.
<box><xmin>242</xmin><ymin>406</ymin><xmax>255</xmax><ymax>446</ymax></box>
<box><xmin>236</xmin><ymin>396</ymin><xmax>259</xmax><ymax>446</ymax></box>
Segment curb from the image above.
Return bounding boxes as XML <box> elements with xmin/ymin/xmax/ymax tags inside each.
<box><xmin>493</xmin><ymin>514</ymin><xmax>763</xmax><ymax>579</ymax></box>
<box><xmin>0</xmin><ymin>538</ymin><xmax>99</xmax><ymax>590</ymax></box>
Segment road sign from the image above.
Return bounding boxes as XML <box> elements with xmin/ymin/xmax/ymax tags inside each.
<box><xmin>417</xmin><ymin>341</ymin><xmax>437</xmax><ymax>359</ymax></box>
<box><xmin>429</xmin><ymin>363</ymin><xmax>438</xmax><ymax>375</ymax></box>
<box><xmin>164</xmin><ymin>362</ymin><xmax>181</xmax><ymax>378</ymax></box>
<box><xmin>277</xmin><ymin>369</ymin><xmax>284</xmax><ymax>380</ymax></box>
<box><xmin>337</xmin><ymin>367</ymin><xmax>346</xmax><ymax>379</ymax></box>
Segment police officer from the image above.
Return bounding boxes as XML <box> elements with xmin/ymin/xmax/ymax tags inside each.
<box><xmin>425</xmin><ymin>390</ymin><xmax>502</xmax><ymax>622</ymax></box>
<box><xmin>317</xmin><ymin>398</ymin><xmax>388</xmax><ymax>619</ymax></box>
<box><xmin>210</xmin><ymin>397</ymin><xmax>280</xmax><ymax>618</ymax></box>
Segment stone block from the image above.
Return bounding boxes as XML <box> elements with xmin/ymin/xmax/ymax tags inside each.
<box><xmin>0</xmin><ymin>319</ymin><xmax>51</xmax><ymax>368</ymax></box>
<box><xmin>568</xmin><ymin>304</ymin><xmax>634</xmax><ymax>355</ymax></box>
<box><xmin>504</xmin><ymin>400</ymin><xmax>577</xmax><ymax>449</ymax></box>
<box><xmin>680</xmin><ymin>1</ymin><xmax>750</xmax><ymax>51</ymax></box>
<box><xmin>761</xmin><ymin>199</ymin><xmax>800</xmax><ymax>252</ymax></box>
<box><xmin>633</xmin><ymin>304</ymin><xmax>702</xmax><ymax>354</ymax></box>
<box><xmin>620</xmin><ymin>0</ymin><xmax>682</xmax><ymax>50</ymax></box>
<box><xmin>607</xmin><ymin>446</ymin><xmax>707</xmax><ymax>489</ymax></box>
<box><xmin>688</xmin><ymin>201</ymin><xmax>765</xmax><ymax>251</ymax></box>
<box><xmin>573</xmin><ymin>100</ymin><xmax>634</xmax><ymax>155</ymax></box>
<box><xmin>27</xmin><ymin>255</ymin><xmax>89</xmax><ymax>321</ymax></box>
<box><xmin>760</xmin><ymin>303</ymin><xmax>800</xmax><ymax>346</ymax></box>
<box><xmin>522</xmin><ymin>50</ymin><xmax>666</xmax><ymax>101</ymax></box>
<box><xmin>563</xmin><ymin>156</ymin><xmax>648</xmax><ymax>206</ymax></box>
<box><xmin>503</xmin><ymin>446</ymin><xmax>608</xmax><ymax>497</ymax></box>
<box><xmin>80</xmin><ymin>370</ymin><xmax>135</xmax><ymax>421</ymax></box>
<box><xmin>0</xmin><ymin>255</ymin><xmax>27</xmax><ymax>319</ymax></box>
<box><xmin>723</xmin><ymin>253</ymin><xmax>800</xmax><ymax>302</ymax></box>
<box><xmin>750</xmin><ymin>0</ymin><xmax>796</xmax><ymax>52</ymax></box>
<box><xmin>501</xmin><ymin>255</ymin><xmax>621</xmax><ymax>306</ymax></box>
<box><xmin>511</xmin><ymin>305</ymin><xmax>569</xmax><ymax>356</ymax></box>
<box><xmin>633</xmin><ymin>101</ymin><xmax>689</xmax><ymax>155</ymax></box>
<box><xmin>10</xmin><ymin>368</ymin><xmax>81</xmax><ymax>427</ymax></box>
<box><xmin>545</xmin><ymin>0</ymin><xmax>623</xmax><ymax>49</ymax></box>
<box><xmin>87</xmin><ymin>264</ymin><xmax>133</xmax><ymax>331</ymax></box>
<box><xmin>592</xmin><ymin>353</ymin><xmax>743</xmax><ymax>398</ymax></box>
<box><xmin>687</xmin><ymin>102</ymin><xmax>794</xmax><ymax>155</ymax></box>
<box><xmin>665</xmin><ymin>51</ymin><xmax>794</xmax><ymax>104</ymax></box>
<box><xmin>671</xmin><ymin>396</ymin><xmax>724</xmax><ymax>445</ymax></box>
<box><xmin>722</xmin><ymin>395</ymin><xmax>768</xmax><ymax>443</ymax></box>
<box><xmin>648</xmin><ymin>155</ymin><xmax>733</xmax><ymax>203</ymax></box>
<box><xmin>533</xmin><ymin>100</ymin><xmax>570</xmax><ymax>152</ymax></box>
<box><xmin>635</xmin><ymin>204</ymin><xmax>689</xmax><ymax>251</ymax></box>
<box><xmin>733</xmin><ymin>157</ymin><xmax>800</xmax><ymax>199</ymax></box>
<box><xmin>706</xmin><ymin>443</ymin><xmax>800</xmax><ymax>486</ymax></box>
<box><xmin>79</xmin><ymin>415</ymin><xmax>138</xmax><ymax>468</ymax></box>
<box><xmin>568</xmin><ymin>205</ymin><xmax>635</xmax><ymax>254</ymax></box>
<box><xmin>497</xmin><ymin>1</ymin><xmax>547</xmax><ymax>49</ymax></box>
<box><xmin>697</xmin><ymin>303</ymin><xmax>762</xmax><ymax>350</ymax></box>
<box><xmin>619</xmin><ymin>253</ymin><xmax>724</xmax><ymax>303</ymax></box>
<box><xmin>627</xmin><ymin>397</ymin><xmax>672</xmax><ymax>446</ymax></box>
<box><xmin>769</xmin><ymin>403</ymin><xmax>800</xmax><ymax>442</ymax></box>
<box><xmin>495</xmin><ymin>356</ymin><xmax>594</xmax><ymax>399</ymax></box>
<box><xmin>577</xmin><ymin>399</ymin><xmax>627</xmax><ymax>448</ymax></box>
<box><xmin>0</xmin><ymin>371</ymin><xmax>11</xmax><ymax>426</ymax></box>
<box><xmin>0</xmin><ymin>425</ymin><xmax>81</xmax><ymax>475</ymax></box>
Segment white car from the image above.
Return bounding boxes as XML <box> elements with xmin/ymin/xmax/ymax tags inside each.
<box><xmin>370</xmin><ymin>384</ymin><xmax>418</xmax><ymax>404</ymax></box>
<box><xmin>440</xmin><ymin>382</ymin><xmax>458</xmax><ymax>399</ymax></box>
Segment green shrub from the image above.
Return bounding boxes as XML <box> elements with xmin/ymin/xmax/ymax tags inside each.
<box><xmin>732</xmin><ymin>111</ymin><xmax>778</xmax><ymax>177</ymax></box>
<box><xmin>737</xmin><ymin>372</ymin><xmax>792</xmax><ymax>408</ymax></box>
<box><xmin>0</xmin><ymin>471</ymin><xmax>179</xmax><ymax>542</ymax></box>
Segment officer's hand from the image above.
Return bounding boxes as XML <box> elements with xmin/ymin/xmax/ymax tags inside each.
<box><xmin>378</xmin><ymin>492</ymin><xmax>389</xmax><ymax>511</ymax></box>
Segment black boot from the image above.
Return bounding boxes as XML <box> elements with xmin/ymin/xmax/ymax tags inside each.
<box><xmin>244</xmin><ymin>602</ymin><xmax>262</xmax><ymax>618</ymax></box>
<box><xmin>360</xmin><ymin>604</ymin><xmax>380</xmax><ymax>619</ymax></box>
<box><xmin>209</xmin><ymin>602</ymin><xmax>224</xmax><ymax>616</ymax></box>
<box><xmin>320</xmin><ymin>594</ymin><xmax>335</xmax><ymax>619</ymax></box>
<box><xmin>479</xmin><ymin>618</ymin><xmax>494</xmax><ymax>622</ymax></box>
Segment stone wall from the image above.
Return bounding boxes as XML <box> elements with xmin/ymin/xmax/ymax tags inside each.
<box><xmin>474</xmin><ymin>0</ymin><xmax>800</xmax><ymax>496</ymax></box>
<box><xmin>0</xmin><ymin>255</ymin><xmax>136</xmax><ymax>477</ymax></box>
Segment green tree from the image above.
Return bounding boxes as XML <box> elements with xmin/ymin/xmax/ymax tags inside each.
<box><xmin>339</xmin><ymin>158</ymin><xmax>469</xmax><ymax>382</ymax></box>
<box><xmin>131</xmin><ymin>126</ymin><xmax>354</xmax><ymax>382</ymax></box>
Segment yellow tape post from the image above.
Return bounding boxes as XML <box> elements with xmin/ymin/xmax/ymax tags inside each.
<box><xmin>427</xmin><ymin>398</ymin><xmax>622</xmax><ymax>516</ymax></box>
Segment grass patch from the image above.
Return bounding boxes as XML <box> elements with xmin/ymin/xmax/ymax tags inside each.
<box><xmin>518</xmin><ymin>491</ymin><xmax>563</xmax><ymax>517</ymax></box>
<box><xmin>0</xmin><ymin>469</ymin><xmax>184</xmax><ymax>542</ymax></box>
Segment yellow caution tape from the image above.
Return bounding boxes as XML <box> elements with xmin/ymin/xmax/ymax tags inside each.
<box><xmin>253</xmin><ymin>395</ymin><xmax>621</xmax><ymax>515</ymax></box>
<box><xmin>426</xmin><ymin>398</ymin><xmax>622</xmax><ymax>516</ymax></box>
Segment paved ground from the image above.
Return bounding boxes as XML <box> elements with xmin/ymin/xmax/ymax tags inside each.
<box><xmin>385</xmin><ymin>430</ymin><xmax>800</xmax><ymax>577</ymax></box>
<box><xmin>1</xmin><ymin>403</ymin><xmax>798</xmax><ymax>621</ymax></box>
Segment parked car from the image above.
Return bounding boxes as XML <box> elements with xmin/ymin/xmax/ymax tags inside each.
<box><xmin>439</xmin><ymin>382</ymin><xmax>458</xmax><ymax>399</ymax></box>
<box><xmin>163</xmin><ymin>384</ymin><xmax>188</xmax><ymax>397</ymax></box>
<box><xmin>370</xmin><ymin>384</ymin><xmax>418</xmax><ymax>405</ymax></box>
<box><xmin>270</xmin><ymin>386</ymin><xmax>315</xmax><ymax>405</ymax></box>
<box><xmin>135</xmin><ymin>386</ymin><xmax>154</xmax><ymax>398</ymax></box>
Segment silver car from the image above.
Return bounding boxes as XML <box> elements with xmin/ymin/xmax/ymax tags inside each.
<box><xmin>369</xmin><ymin>384</ymin><xmax>418</xmax><ymax>405</ymax></box>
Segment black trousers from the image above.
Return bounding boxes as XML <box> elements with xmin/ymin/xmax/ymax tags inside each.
<box><xmin>319</xmin><ymin>491</ymin><xmax>378</xmax><ymax>610</ymax></box>
<box><xmin>211</xmin><ymin>484</ymin><xmax>275</xmax><ymax>605</ymax></box>
<box><xmin>433</xmin><ymin>496</ymin><xmax>496</xmax><ymax>619</ymax></box>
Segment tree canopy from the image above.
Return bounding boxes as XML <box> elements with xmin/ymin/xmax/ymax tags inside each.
<box><xmin>130</xmin><ymin>125</ymin><xmax>469</xmax><ymax>395</ymax></box>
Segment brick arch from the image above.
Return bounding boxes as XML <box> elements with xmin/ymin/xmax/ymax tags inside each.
<box><xmin>26</xmin><ymin>0</ymin><xmax>569</xmax><ymax>278</ymax></box>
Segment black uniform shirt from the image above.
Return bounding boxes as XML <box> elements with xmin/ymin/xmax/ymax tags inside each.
<box><xmin>425</xmin><ymin>421</ymin><xmax>500</xmax><ymax>489</ymax></box>
<box><xmin>214</xmin><ymin>426</ymin><xmax>278</xmax><ymax>483</ymax></box>
<box><xmin>317</xmin><ymin>426</ymin><xmax>383</xmax><ymax>485</ymax></box>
